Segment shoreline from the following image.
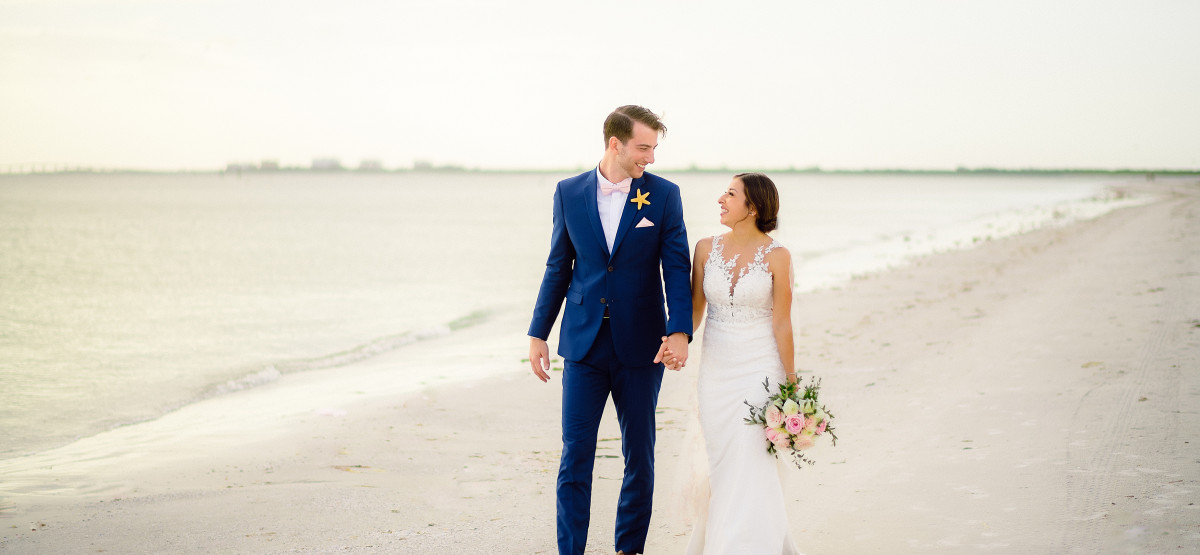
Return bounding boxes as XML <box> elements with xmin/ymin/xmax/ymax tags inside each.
<box><xmin>0</xmin><ymin>306</ymin><xmax>513</xmax><ymax>462</ymax></box>
<box><xmin>2</xmin><ymin>180</ymin><xmax>1198</xmax><ymax>553</ymax></box>
<box><xmin>0</xmin><ymin>175</ymin><xmax>1157</xmax><ymax>461</ymax></box>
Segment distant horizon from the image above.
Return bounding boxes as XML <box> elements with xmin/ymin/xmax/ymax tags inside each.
<box><xmin>3</xmin><ymin>163</ymin><xmax>1197</xmax><ymax>176</ymax></box>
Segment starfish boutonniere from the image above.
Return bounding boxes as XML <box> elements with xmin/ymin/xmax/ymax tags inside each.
<box><xmin>630</xmin><ymin>188</ymin><xmax>650</xmax><ymax>210</ymax></box>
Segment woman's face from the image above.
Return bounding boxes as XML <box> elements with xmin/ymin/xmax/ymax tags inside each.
<box><xmin>718</xmin><ymin>177</ymin><xmax>752</xmax><ymax>228</ymax></box>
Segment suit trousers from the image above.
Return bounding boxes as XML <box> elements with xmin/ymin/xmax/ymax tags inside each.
<box><xmin>557</xmin><ymin>318</ymin><xmax>664</xmax><ymax>555</ymax></box>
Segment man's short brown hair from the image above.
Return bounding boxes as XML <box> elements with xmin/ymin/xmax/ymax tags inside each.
<box><xmin>603</xmin><ymin>105</ymin><xmax>666</xmax><ymax>147</ymax></box>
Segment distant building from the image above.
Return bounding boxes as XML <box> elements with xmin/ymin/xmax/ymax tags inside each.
<box><xmin>358</xmin><ymin>159</ymin><xmax>384</xmax><ymax>171</ymax></box>
<box><xmin>312</xmin><ymin>158</ymin><xmax>343</xmax><ymax>171</ymax></box>
<box><xmin>260</xmin><ymin>159</ymin><xmax>279</xmax><ymax>171</ymax></box>
<box><xmin>225</xmin><ymin>161</ymin><xmax>257</xmax><ymax>173</ymax></box>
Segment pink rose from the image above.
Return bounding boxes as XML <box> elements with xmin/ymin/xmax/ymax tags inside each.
<box><xmin>817</xmin><ymin>419</ymin><xmax>827</xmax><ymax>435</ymax></box>
<box><xmin>765</xmin><ymin>427</ymin><xmax>790</xmax><ymax>450</ymax></box>
<box><xmin>765</xmin><ymin>405</ymin><xmax>785</xmax><ymax>429</ymax></box>
<box><xmin>804</xmin><ymin>416</ymin><xmax>818</xmax><ymax>432</ymax></box>
<box><xmin>784</xmin><ymin>414</ymin><xmax>805</xmax><ymax>435</ymax></box>
<box><xmin>793</xmin><ymin>433</ymin><xmax>815</xmax><ymax>450</ymax></box>
<box><xmin>771</xmin><ymin>432</ymin><xmax>792</xmax><ymax>451</ymax></box>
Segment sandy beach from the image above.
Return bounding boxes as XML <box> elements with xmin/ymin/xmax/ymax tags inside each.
<box><xmin>2</xmin><ymin>179</ymin><xmax>1197</xmax><ymax>554</ymax></box>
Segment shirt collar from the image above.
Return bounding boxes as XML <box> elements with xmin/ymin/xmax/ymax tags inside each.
<box><xmin>595</xmin><ymin>167</ymin><xmax>632</xmax><ymax>191</ymax></box>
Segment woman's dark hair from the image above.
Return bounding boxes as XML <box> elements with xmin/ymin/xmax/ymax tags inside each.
<box><xmin>734</xmin><ymin>172</ymin><xmax>779</xmax><ymax>233</ymax></box>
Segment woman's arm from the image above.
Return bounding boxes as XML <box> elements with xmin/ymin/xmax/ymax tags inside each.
<box><xmin>690</xmin><ymin>237</ymin><xmax>712</xmax><ymax>334</ymax></box>
<box><xmin>768</xmin><ymin>246</ymin><xmax>796</xmax><ymax>383</ymax></box>
<box><xmin>660</xmin><ymin>237</ymin><xmax>711</xmax><ymax>369</ymax></box>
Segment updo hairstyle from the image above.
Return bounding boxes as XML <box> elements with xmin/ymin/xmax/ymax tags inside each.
<box><xmin>733</xmin><ymin>172</ymin><xmax>779</xmax><ymax>233</ymax></box>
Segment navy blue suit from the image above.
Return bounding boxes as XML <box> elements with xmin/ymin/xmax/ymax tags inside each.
<box><xmin>529</xmin><ymin>169</ymin><xmax>692</xmax><ymax>554</ymax></box>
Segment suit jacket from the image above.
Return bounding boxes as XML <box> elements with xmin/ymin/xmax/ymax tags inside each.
<box><xmin>528</xmin><ymin>169</ymin><xmax>692</xmax><ymax>366</ymax></box>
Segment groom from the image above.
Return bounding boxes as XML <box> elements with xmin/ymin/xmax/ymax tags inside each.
<box><xmin>528</xmin><ymin>105</ymin><xmax>692</xmax><ymax>555</ymax></box>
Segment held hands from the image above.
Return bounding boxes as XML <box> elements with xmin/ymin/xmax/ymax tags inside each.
<box><xmin>653</xmin><ymin>332</ymin><xmax>689</xmax><ymax>371</ymax></box>
<box><xmin>535</xmin><ymin>333</ymin><xmax>688</xmax><ymax>379</ymax></box>
<box><xmin>529</xmin><ymin>337</ymin><xmax>551</xmax><ymax>382</ymax></box>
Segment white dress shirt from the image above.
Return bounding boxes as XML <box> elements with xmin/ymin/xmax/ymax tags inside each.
<box><xmin>595</xmin><ymin>168</ymin><xmax>632</xmax><ymax>253</ymax></box>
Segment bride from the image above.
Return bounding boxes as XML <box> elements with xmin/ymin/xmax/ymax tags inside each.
<box><xmin>665</xmin><ymin>172</ymin><xmax>801</xmax><ymax>554</ymax></box>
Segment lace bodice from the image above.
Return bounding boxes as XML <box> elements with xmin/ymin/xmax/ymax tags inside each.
<box><xmin>702</xmin><ymin>235</ymin><xmax>781</xmax><ymax>324</ymax></box>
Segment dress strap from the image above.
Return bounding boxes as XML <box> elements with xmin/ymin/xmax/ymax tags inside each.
<box><xmin>753</xmin><ymin>239</ymin><xmax>781</xmax><ymax>264</ymax></box>
<box><xmin>710</xmin><ymin>235</ymin><xmax>724</xmax><ymax>256</ymax></box>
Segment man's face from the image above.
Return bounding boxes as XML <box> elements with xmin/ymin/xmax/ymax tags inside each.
<box><xmin>614</xmin><ymin>121</ymin><xmax>658</xmax><ymax>179</ymax></box>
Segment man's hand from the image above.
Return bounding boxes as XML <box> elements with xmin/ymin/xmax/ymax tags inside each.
<box><xmin>529</xmin><ymin>337</ymin><xmax>551</xmax><ymax>382</ymax></box>
<box><xmin>653</xmin><ymin>332</ymin><xmax>690</xmax><ymax>371</ymax></box>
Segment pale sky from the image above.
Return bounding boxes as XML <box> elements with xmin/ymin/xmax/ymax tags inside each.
<box><xmin>2</xmin><ymin>0</ymin><xmax>1198</xmax><ymax>171</ymax></box>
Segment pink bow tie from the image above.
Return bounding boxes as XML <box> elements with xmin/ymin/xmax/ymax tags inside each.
<box><xmin>601</xmin><ymin>181</ymin><xmax>631</xmax><ymax>196</ymax></box>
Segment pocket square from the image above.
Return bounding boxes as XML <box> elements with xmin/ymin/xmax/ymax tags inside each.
<box><xmin>635</xmin><ymin>217</ymin><xmax>655</xmax><ymax>228</ymax></box>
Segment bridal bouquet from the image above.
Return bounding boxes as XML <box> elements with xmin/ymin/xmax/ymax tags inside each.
<box><xmin>744</xmin><ymin>376</ymin><xmax>837</xmax><ymax>469</ymax></box>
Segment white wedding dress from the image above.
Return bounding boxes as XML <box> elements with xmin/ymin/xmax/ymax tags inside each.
<box><xmin>685</xmin><ymin>235</ymin><xmax>801</xmax><ymax>555</ymax></box>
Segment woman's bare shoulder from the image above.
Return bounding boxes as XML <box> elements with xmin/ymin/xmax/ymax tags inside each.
<box><xmin>765</xmin><ymin>242</ymin><xmax>791</xmax><ymax>266</ymax></box>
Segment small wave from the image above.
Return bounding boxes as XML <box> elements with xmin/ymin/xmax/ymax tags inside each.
<box><xmin>0</xmin><ymin>310</ymin><xmax>494</xmax><ymax>461</ymax></box>
<box><xmin>207</xmin><ymin>309</ymin><xmax>491</xmax><ymax>396</ymax></box>
<box><xmin>215</xmin><ymin>366</ymin><xmax>282</xmax><ymax>394</ymax></box>
<box><xmin>794</xmin><ymin>186</ymin><xmax>1154</xmax><ymax>292</ymax></box>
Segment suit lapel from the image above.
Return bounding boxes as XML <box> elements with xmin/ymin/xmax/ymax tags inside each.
<box><xmin>609</xmin><ymin>176</ymin><xmax>646</xmax><ymax>261</ymax></box>
<box><xmin>580</xmin><ymin>170</ymin><xmax>610</xmax><ymax>257</ymax></box>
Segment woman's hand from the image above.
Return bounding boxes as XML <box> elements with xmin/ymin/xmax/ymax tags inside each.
<box><xmin>654</xmin><ymin>335</ymin><xmax>685</xmax><ymax>371</ymax></box>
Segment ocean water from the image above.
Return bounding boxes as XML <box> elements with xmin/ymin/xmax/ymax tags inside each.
<box><xmin>0</xmin><ymin>171</ymin><xmax>1139</xmax><ymax>459</ymax></box>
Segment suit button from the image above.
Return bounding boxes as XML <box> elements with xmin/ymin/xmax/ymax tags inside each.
<box><xmin>607</xmin><ymin>266</ymin><xmax>614</xmax><ymax>272</ymax></box>
<box><xmin>600</xmin><ymin>297</ymin><xmax>607</xmax><ymax>304</ymax></box>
